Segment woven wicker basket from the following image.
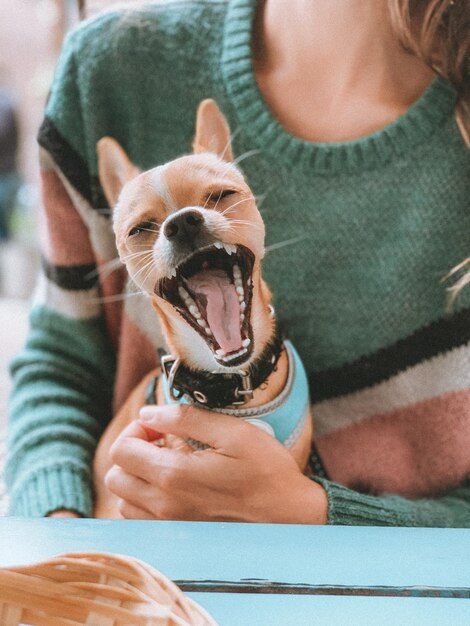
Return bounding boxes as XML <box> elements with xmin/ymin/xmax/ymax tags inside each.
<box><xmin>0</xmin><ymin>551</ymin><xmax>218</xmax><ymax>625</ymax></box>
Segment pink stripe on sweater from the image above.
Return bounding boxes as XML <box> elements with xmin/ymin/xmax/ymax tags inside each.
<box><xmin>316</xmin><ymin>387</ymin><xmax>470</xmax><ymax>498</ymax></box>
<box><xmin>40</xmin><ymin>170</ymin><xmax>95</xmax><ymax>266</ymax></box>
<box><xmin>113</xmin><ymin>313</ymin><xmax>158</xmax><ymax>412</ymax></box>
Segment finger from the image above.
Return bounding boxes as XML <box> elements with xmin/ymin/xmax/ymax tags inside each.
<box><xmin>118</xmin><ymin>499</ymin><xmax>155</xmax><ymax>520</ymax></box>
<box><xmin>110</xmin><ymin>435</ymin><xmax>190</xmax><ymax>483</ymax></box>
<box><xmin>139</xmin><ymin>404</ymin><xmax>254</xmax><ymax>452</ymax></box>
<box><xmin>108</xmin><ymin>466</ymin><xmax>197</xmax><ymax>521</ymax></box>
<box><xmin>117</xmin><ymin>417</ymin><xmax>163</xmax><ymax>443</ymax></box>
<box><xmin>105</xmin><ymin>464</ymin><xmax>151</xmax><ymax>502</ymax></box>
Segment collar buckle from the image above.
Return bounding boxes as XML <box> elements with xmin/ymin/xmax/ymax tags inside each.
<box><xmin>232</xmin><ymin>370</ymin><xmax>254</xmax><ymax>405</ymax></box>
<box><xmin>161</xmin><ymin>354</ymin><xmax>184</xmax><ymax>402</ymax></box>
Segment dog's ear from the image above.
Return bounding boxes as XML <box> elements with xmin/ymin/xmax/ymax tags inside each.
<box><xmin>97</xmin><ymin>137</ymin><xmax>140</xmax><ymax>207</ymax></box>
<box><xmin>193</xmin><ymin>99</ymin><xmax>233</xmax><ymax>161</ymax></box>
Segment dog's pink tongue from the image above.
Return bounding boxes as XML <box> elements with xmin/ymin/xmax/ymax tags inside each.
<box><xmin>186</xmin><ymin>269</ymin><xmax>242</xmax><ymax>352</ymax></box>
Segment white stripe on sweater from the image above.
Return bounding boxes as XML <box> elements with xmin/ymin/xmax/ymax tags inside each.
<box><xmin>33</xmin><ymin>272</ymin><xmax>102</xmax><ymax>320</ymax></box>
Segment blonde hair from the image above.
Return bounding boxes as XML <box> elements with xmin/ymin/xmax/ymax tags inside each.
<box><xmin>389</xmin><ymin>0</ymin><xmax>470</xmax><ymax>143</ymax></box>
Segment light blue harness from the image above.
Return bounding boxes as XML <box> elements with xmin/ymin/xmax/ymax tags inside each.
<box><xmin>161</xmin><ymin>340</ymin><xmax>310</xmax><ymax>448</ymax></box>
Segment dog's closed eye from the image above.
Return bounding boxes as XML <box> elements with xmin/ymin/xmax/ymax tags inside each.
<box><xmin>128</xmin><ymin>221</ymin><xmax>159</xmax><ymax>237</ymax></box>
<box><xmin>205</xmin><ymin>189</ymin><xmax>237</xmax><ymax>205</ymax></box>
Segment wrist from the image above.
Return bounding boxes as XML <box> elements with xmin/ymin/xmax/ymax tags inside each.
<box><xmin>272</xmin><ymin>475</ymin><xmax>328</xmax><ymax>525</ymax></box>
<box><xmin>295</xmin><ymin>476</ymin><xmax>328</xmax><ymax>524</ymax></box>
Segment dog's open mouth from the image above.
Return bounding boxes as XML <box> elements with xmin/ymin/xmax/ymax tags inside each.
<box><xmin>156</xmin><ymin>244</ymin><xmax>255</xmax><ymax>366</ymax></box>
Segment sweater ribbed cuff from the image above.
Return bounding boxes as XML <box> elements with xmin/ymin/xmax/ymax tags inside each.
<box><xmin>314</xmin><ymin>477</ymin><xmax>418</xmax><ymax>527</ymax></box>
<box><xmin>8</xmin><ymin>465</ymin><xmax>93</xmax><ymax>518</ymax></box>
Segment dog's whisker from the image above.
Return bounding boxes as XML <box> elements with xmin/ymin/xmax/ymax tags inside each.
<box><xmin>446</xmin><ymin>271</ymin><xmax>470</xmax><ymax>312</ymax></box>
<box><xmin>118</xmin><ymin>252</ymin><xmax>155</xmax><ymax>279</ymax></box>
<box><xmin>142</xmin><ymin>263</ymin><xmax>158</xmax><ymax>290</ymax></box>
<box><xmin>228</xmin><ymin>218</ymin><xmax>256</xmax><ymax>225</ymax></box>
<box><xmin>228</xmin><ymin>220</ymin><xmax>264</xmax><ymax>231</ymax></box>
<box><xmin>130</xmin><ymin>252</ymin><xmax>154</xmax><ymax>272</ymax></box>
<box><xmin>135</xmin><ymin>258</ymin><xmax>153</xmax><ymax>276</ymax></box>
<box><xmin>232</xmin><ymin>148</ymin><xmax>261</xmax><ymax>168</ymax></box>
<box><xmin>220</xmin><ymin>196</ymin><xmax>255</xmax><ymax>216</ymax></box>
<box><xmin>441</xmin><ymin>257</ymin><xmax>470</xmax><ymax>283</ymax></box>
<box><xmin>216</xmin><ymin>148</ymin><xmax>261</xmax><ymax>186</ymax></box>
<box><xmin>134</xmin><ymin>227</ymin><xmax>159</xmax><ymax>234</ymax></box>
<box><xmin>255</xmin><ymin>191</ymin><xmax>271</xmax><ymax>211</ymax></box>
<box><xmin>211</xmin><ymin>190</ymin><xmax>227</xmax><ymax>212</ymax></box>
<box><xmin>220</xmin><ymin>149</ymin><xmax>260</xmax><ymax>175</ymax></box>
<box><xmin>220</xmin><ymin>126</ymin><xmax>242</xmax><ymax>161</ymax></box>
<box><xmin>132</xmin><ymin>257</ymin><xmax>156</xmax><ymax>285</ymax></box>
<box><xmin>265</xmin><ymin>235</ymin><xmax>308</xmax><ymax>254</ymax></box>
<box><xmin>120</xmin><ymin>250</ymin><xmax>154</xmax><ymax>262</ymax></box>
<box><xmin>85</xmin><ymin>257</ymin><xmax>123</xmax><ymax>281</ymax></box>
<box><xmin>89</xmin><ymin>291</ymin><xmax>144</xmax><ymax>304</ymax></box>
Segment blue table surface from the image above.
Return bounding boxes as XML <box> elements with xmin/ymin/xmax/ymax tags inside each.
<box><xmin>0</xmin><ymin>518</ymin><xmax>469</xmax><ymax>589</ymax></box>
<box><xmin>0</xmin><ymin>519</ymin><xmax>469</xmax><ymax>625</ymax></box>
<box><xmin>189</xmin><ymin>594</ymin><xmax>470</xmax><ymax>626</ymax></box>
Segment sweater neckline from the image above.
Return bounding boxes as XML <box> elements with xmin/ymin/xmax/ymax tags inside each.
<box><xmin>221</xmin><ymin>0</ymin><xmax>457</xmax><ymax>176</ymax></box>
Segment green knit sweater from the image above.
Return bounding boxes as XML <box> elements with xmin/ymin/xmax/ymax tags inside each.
<box><xmin>6</xmin><ymin>0</ymin><xmax>470</xmax><ymax>525</ymax></box>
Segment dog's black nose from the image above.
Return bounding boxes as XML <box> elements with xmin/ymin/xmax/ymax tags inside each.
<box><xmin>164</xmin><ymin>209</ymin><xmax>204</xmax><ymax>242</ymax></box>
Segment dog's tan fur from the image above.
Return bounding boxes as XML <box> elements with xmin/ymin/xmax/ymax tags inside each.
<box><xmin>93</xmin><ymin>100</ymin><xmax>313</xmax><ymax>518</ymax></box>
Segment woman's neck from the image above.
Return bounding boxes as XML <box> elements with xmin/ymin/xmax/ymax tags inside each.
<box><xmin>253</xmin><ymin>0</ymin><xmax>435</xmax><ymax>142</ymax></box>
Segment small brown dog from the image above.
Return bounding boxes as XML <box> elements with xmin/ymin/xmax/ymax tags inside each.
<box><xmin>93</xmin><ymin>100</ymin><xmax>313</xmax><ymax>518</ymax></box>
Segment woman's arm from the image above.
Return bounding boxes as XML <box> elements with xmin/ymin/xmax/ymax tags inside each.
<box><xmin>316</xmin><ymin>477</ymin><xmax>470</xmax><ymax>527</ymax></box>
<box><xmin>6</xmin><ymin>307</ymin><xmax>115</xmax><ymax>518</ymax></box>
<box><xmin>5</xmin><ymin>33</ymin><xmax>116</xmax><ymax>518</ymax></box>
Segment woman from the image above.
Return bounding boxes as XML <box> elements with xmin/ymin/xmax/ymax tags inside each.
<box><xmin>6</xmin><ymin>0</ymin><xmax>470</xmax><ymax>525</ymax></box>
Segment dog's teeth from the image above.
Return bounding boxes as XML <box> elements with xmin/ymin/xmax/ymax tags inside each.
<box><xmin>240</xmin><ymin>313</ymin><xmax>245</xmax><ymax>322</ymax></box>
<box><xmin>214</xmin><ymin>241</ymin><xmax>223</xmax><ymax>249</ymax></box>
<box><xmin>205</xmin><ymin>327</ymin><xmax>212</xmax><ymax>336</ymax></box>
<box><xmin>223</xmin><ymin>243</ymin><xmax>237</xmax><ymax>255</ymax></box>
<box><xmin>233</xmin><ymin>264</ymin><xmax>241</xmax><ymax>279</ymax></box>
<box><xmin>178</xmin><ymin>286</ymin><xmax>189</xmax><ymax>299</ymax></box>
<box><xmin>215</xmin><ymin>349</ymin><xmax>226</xmax><ymax>357</ymax></box>
<box><xmin>167</xmin><ymin>268</ymin><xmax>177</xmax><ymax>279</ymax></box>
<box><xmin>234</xmin><ymin>348</ymin><xmax>248</xmax><ymax>358</ymax></box>
<box><xmin>236</xmin><ymin>286</ymin><xmax>244</xmax><ymax>296</ymax></box>
<box><xmin>234</xmin><ymin>277</ymin><xmax>243</xmax><ymax>289</ymax></box>
<box><xmin>197</xmin><ymin>318</ymin><xmax>206</xmax><ymax>327</ymax></box>
<box><xmin>247</xmin><ymin>277</ymin><xmax>252</xmax><ymax>286</ymax></box>
<box><xmin>240</xmin><ymin>301</ymin><xmax>246</xmax><ymax>312</ymax></box>
<box><xmin>242</xmin><ymin>338</ymin><xmax>251</xmax><ymax>347</ymax></box>
<box><xmin>189</xmin><ymin>304</ymin><xmax>201</xmax><ymax>318</ymax></box>
<box><xmin>220</xmin><ymin>347</ymin><xmax>248</xmax><ymax>362</ymax></box>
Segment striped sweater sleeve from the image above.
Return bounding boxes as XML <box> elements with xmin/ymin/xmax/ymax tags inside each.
<box><xmin>5</xmin><ymin>33</ymin><xmax>116</xmax><ymax>517</ymax></box>
<box><xmin>315</xmin><ymin>478</ymin><xmax>470</xmax><ymax>527</ymax></box>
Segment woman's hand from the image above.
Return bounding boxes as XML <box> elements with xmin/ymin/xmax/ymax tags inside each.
<box><xmin>105</xmin><ymin>404</ymin><xmax>328</xmax><ymax>524</ymax></box>
<box><xmin>47</xmin><ymin>510</ymin><xmax>80</xmax><ymax>518</ymax></box>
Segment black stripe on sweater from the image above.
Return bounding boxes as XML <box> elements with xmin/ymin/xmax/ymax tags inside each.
<box><xmin>42</xmin><ymin>257</ymin><xmax>98</xmax><ymax>291</ymax></box>
<box><xmin>38</xmin><ymin>117</ymin><xmax>108</xmax><ymax>212</ymax></box>
<box><xmin>309</xmin><ymin>306</ymin><xmax>470</xmax><ymax>402</ymax></box>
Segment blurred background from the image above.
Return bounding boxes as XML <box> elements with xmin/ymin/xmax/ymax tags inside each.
<box><xmin>0</xmin><ymin>0</ymin><xmax>144</xmax><ymax>513</ymax></box>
